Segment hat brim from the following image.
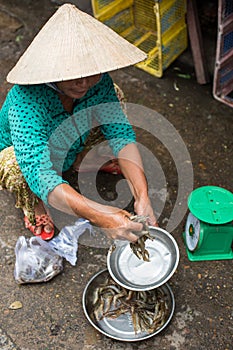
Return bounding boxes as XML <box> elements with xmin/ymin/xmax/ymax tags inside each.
<box><xmin>7</xmin><ymin>4</ymin><xmax>147</xmax><ymax>85</ymax></box>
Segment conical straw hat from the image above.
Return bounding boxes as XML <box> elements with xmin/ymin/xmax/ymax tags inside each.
<box><xmin>7</xmin><ymin>3</ymin><xmax>147</xmax><ymax>84</ymax></box>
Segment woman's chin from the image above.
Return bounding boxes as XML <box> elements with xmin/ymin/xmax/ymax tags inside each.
<box><xmin>71</xmin><ymin>90</ymin><xmax>87</xmax><ymax>99</ymax></box>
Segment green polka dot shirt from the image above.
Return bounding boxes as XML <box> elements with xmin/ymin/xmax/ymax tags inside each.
<box><xmin>0</xmin><ymin>73</ymin><xmax>136</xmax><ymax>205</ymax></box>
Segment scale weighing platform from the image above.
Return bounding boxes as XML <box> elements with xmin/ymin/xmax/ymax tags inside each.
<box><xmin>184</xmin><ymin>186</ymin><xmax>233</xmax><ymax>261</ymax></box>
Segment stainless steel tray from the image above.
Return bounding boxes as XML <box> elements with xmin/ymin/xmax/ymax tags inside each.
<box><xmin>107</xmin><ymin>227</ymin><xmax>179</xmax><ymax>291</ymax></box>
<box><xmin>82</xmin><ymin>269</ymin><xmax>175</xmax><ymax>342</ymax></box>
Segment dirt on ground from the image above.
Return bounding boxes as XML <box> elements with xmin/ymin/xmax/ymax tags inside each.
<box><xmin>0</xmin><ymin>1</ymin><xmax>232</xmax><ymax>350</ymax></box>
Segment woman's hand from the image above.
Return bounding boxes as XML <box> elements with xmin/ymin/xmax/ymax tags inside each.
<box><xmin>100</xmin><ymin>209</ymin><xmax>144</xmax><ymax>242</ymax></box>
<box><xmin>134</xmin><ymin>195</ymin><xmax>158</xmax><ymax>227</ymax></box>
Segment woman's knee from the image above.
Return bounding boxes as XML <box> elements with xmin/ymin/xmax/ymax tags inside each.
<box><xmin>0</xmin><ymin>146</ymin><xmax>24</xmax><ymax>189</ymax></box>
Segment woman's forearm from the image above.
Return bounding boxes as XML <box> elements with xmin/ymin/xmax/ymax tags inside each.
<box><xmin>47</xmin><ymin>182</ymin><xmax>145</xmax><ymax>240</ymax></box>
<box><xmin>118</xmin><ymin>143</ymin><xmax>158</xmax><ymax>226</ymax></box>
<box><xmin>118</xmin><ymin>143</ymin><xmax>148</xmax><ymax>200</ymax></box>
<box><xmin>48</xmin><ymin>183</ymin><xmax>118</xmax><ymax>226</ymax></box>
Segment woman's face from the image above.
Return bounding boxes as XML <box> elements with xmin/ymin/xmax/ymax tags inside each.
<box><xmin>56</xmin><ymin>74</ymin><xmax>102</xmax><ymax>99</ymax></box>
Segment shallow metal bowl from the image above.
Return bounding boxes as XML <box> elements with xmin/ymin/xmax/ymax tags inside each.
<box><xmin>82</xmin><ymin>269</ymin><xmax>175</xmax><ymax>342</ymax></box>
<box><xmin>107</xmin><ymin>226</ymin><xmax>179</xmax><ymax>291</ymax></box>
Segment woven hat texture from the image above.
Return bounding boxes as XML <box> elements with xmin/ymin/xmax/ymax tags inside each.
<box><xmin>7</xmin><ymin>3</ymin><xmax>147</xmax><ymax>84</ymax></box>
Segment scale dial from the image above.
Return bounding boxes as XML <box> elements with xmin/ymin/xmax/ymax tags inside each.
<box><xmin>185</xmin><ymin>213</ymin><xmax>201</xmax><ymax>251</ymax></box>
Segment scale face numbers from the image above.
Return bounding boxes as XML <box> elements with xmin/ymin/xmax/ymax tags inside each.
<box><xmin>185</xmin><ymin>213</ymin><xmax>201</xmax><ymax>251</ymax></box>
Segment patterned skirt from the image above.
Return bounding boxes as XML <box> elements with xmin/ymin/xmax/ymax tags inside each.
<box><xmin>0</xmin><ymin>84</ymin><xmax>126</xmax><ymax>225</ymax></box>
<box><xmin>0</xmin><ymin>146</ymin><xmax>38</xmax><ymax>223</ymax></box>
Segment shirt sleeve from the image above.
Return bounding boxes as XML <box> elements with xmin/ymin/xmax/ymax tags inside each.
<box><xmin>8</xmin><ymin>102</ymin><xmax>68</xmax><ymax>205</ymax></box>
<box><xmin>94</xmin><ymin>74</ymin><xmax>136</xmax><ymax>157</ymax></box>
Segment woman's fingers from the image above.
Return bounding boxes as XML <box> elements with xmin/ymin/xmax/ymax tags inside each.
<box><xmin>104</xmin><ymin>228</ymin><xmax>139</xmax><ymax>242</ymax></box>
<box><xmin>125</xmin><ymin>220</ymin><xmax>144</xmax><ymax>242</ymax></box>
<box><xmin>127</xmin><ymin>219</ymin><xmax>143</xmax><ymax>233</ymax></box>
<box><xmin>148</xmin><ymin>216</ymin><xmax>159</xmax><ymax>227</ymax></box>
<box><xmin>126</xmin><ymin>231</ymin><xmax>140</xmax><ymax>242</ymax></box>
<box><xmin>103</xmin><ymin>217</ymin><xmax>143</xmax><ymax>242</ymax></box>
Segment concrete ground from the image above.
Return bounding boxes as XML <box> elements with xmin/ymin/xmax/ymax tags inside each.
<box><xmin>0</xmin><ymin>1</ymin><xmax>232</xmax><ymax>349</ymax></box>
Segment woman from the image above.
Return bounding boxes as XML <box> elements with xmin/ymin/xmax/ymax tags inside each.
<box><xmin>0</xmin><ymin>4</ymin><xmax>158</xmax><ymax>241</ymax></box>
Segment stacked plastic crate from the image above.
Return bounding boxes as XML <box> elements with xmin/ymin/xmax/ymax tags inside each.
<box><xmin>213</xmin><ymin>0</ymin><xmax>233</xmax><ymax>107</ymax></box>
<box><xmin>91</xmin><ymin>0</ymin><xmax>187</xmax><ymax>77</ymax></box>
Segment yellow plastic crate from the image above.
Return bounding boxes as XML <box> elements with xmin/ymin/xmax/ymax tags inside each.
<box><xmin>91</xmin><ymin>0</ymin><xmax>187</xmax><ymax>77</ymax></box>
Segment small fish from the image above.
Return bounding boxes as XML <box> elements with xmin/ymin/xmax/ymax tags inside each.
<box><xmin>92</xmin><ymin>273</ymin><xmax>169</xmax><ymax>334</ymax></box>
<box><xmin>129</xmin><ymin>215</ymin><xmax>154</xmax><ymax>261</ymax></box>
<box><xmin>131</xmin><ymin>309</ymin><xmax>141</xmax><ymax>334</ymax></box>
<box><xmin>93</xmin><ymin>295</ymin><xmax>105</xmax><ymax>321</ymax></box>
<box><xmin>103</xmin><ymin>294</ymin><xmax>114</xmax><ymax>314</ymax></box>
<box><xmin>125</xmin><ymin>290</ymin><xmax>134</xmax><ymax>301</ymax></box>
<box><xmin>103</xmin><ymin>305</ymin><xmax>129</xmax><ymax>318</ymax></box>
<box><xmin>112</xmin><ymin>291</ymin><xmax>127</xmax><ymax>307</ymax></box>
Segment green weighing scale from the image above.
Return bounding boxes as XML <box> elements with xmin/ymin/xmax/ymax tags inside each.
<box><xmin>184</xmin><ymin>186</ymin><xmax>233</xmax><ymax>261</ymax></box>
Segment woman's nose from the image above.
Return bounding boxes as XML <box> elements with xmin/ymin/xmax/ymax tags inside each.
<box><xmin>75</xmin><ymin>78</ymin><xmax>88</xmax><ymax>88</ymax></box>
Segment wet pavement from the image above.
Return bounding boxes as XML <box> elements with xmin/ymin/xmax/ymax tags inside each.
<box><xmin>0</xmin><ymin>1</ymin><xmax>232</xmax><ymax>349</ymax></box>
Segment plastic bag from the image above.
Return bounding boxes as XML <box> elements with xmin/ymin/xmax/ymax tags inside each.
<box><xmin>14</xmin><ymin>218</ymin><xmax>92</xmax><ymax>284</ymax></box>
<box><xmin>14</xmin><ymin>236</ymin><xmax>63</xmax><ymax>284</ymax></box>
<box><xmin>48</xmin><ymin>218</ymin><xmax>92</xmax><ymax>266</ymax></box>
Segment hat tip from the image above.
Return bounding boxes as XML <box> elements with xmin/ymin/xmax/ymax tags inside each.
<box><xmin>59</xmin><ymin>3</ymin><xmax>81</xmax><ymax>11</ymax></box>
